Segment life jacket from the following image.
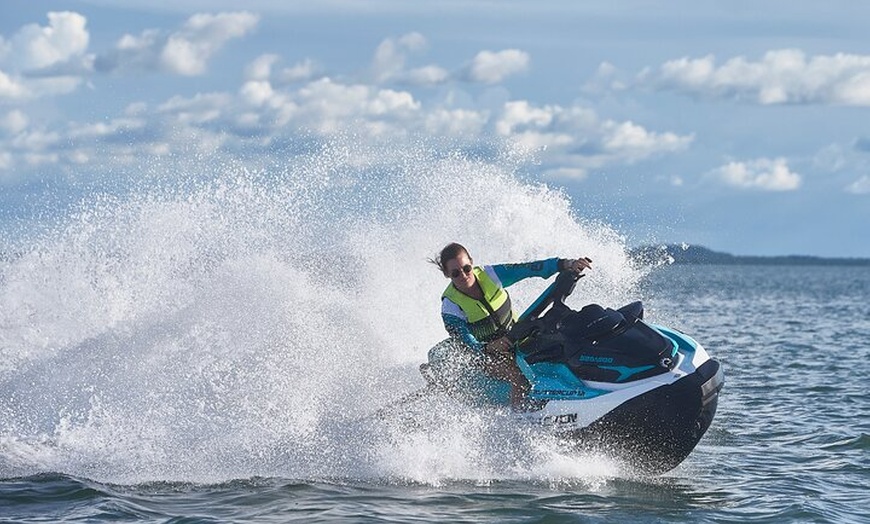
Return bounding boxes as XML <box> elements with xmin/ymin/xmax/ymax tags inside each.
<box><xmin>442</xmin><ymin>266</ymin><xmax>516</xmax><ymax>343</ymax></box>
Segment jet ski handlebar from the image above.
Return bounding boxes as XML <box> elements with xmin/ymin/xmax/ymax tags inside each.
<box><xmin>508</xmin><ymin>270</ymin><xmax>583</xmax><ymax>342</ymax></box>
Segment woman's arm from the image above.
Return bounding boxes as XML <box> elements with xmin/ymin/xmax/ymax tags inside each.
<box><xmin>442</xmin><ymin>313</ymin><xmax>486</xmax><ymax>353</ymax></box>
<box><xmin>489</xmin><ymin>257</ymin><xmax>561</xmax><ymax>288</ymax></box>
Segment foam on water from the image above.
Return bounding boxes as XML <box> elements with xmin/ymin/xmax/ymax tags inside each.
<box><xmin>0</xmin><ymin>139</ymin><xmax>641</xmax><ymax>485</ymax></box>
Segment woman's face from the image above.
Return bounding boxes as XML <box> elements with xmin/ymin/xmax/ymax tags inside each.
<box><xmin>444</xmin><ymin>251</ymin><xmax>475</xmax><ymax>290</ymax></box>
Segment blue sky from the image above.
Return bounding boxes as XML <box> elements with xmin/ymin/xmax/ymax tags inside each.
<box><xmin>1</xmin><ymin>1</ymin><xmax>869</xmax><ymax>257</ymax></box>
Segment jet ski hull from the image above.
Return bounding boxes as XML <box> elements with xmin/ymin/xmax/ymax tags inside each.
<box><xmin>541</xmin><ymin>358</ymin><xmax>723</xmax><ymax>474</ymax></box>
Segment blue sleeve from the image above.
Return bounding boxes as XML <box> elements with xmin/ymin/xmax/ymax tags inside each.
<box><xmin>442</xmin><ymin>313</ymin><xmax>486</xmax><ymax>353</ymax></box>
<box><xmin>492</xmin><ymin>257</ymin><xmax>560</xmax><ymax>288</ymax></box>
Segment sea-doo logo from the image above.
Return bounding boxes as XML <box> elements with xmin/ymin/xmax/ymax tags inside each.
<box><xmin>578</xmin><ymin>355</ymin><xmax>614</xmax><ymax>364</ymax></box>
<box><xmin>542</xmin><ymin>413</ymin><xmax>578</xmax><ymax>425</ymax></box>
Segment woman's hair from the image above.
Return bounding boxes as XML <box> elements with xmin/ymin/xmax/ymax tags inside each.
<box><xmin>429</xmin><ymin>242</ymin><xmax>471</xmax><ymax>276</ymax></box>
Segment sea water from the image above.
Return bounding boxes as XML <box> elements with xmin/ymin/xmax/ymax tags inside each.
<box><xmin>1</xmin><ymin>142</ymin><xmax>867</xmax><ymax>522</ymax></box>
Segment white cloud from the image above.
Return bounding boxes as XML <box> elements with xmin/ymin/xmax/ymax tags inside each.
<box><xmin>97</xmin><ymin>11</ymin><xmax>258</xmax><ymax>76</ymax></box>
<box><xmin>643</xmin><ymin>49</ymin><xmax>870</xmax><ymax>106</ymax></box>
<box><xmin>24</xmin><ymin>77</ymin><xmax>85</xmax><ymax>99</ymax></box>
<box><xmin>149</xmin><ymin>75</ymin><xmax>425</xmax><ymax>138</ymax></box>
<box><xmin>294</xmin><ymin>78</ymin><xmax>420</xmax><ymax>132</ymax></box>
<box><xmin>23</xmin><ymin>151</ymin><xmax>60</xmax><ymax>167</ymax></box>
<box><xmin>244</xmin><ymin>55</ymin><xmax>318</xmax><ymax>85</ymax></box>
<box><xmin>2</xmin><ymin>11</ymin><xmax>89</xmax><ymax>72</ymax></box>
<box><xmin>845</xmin><ymin>175</ymin><xmax>870</xmax><ymax>194</ymax></box>
<box><xmin>67</xmin><ymin>117</ymin><xmax>146</xmax><ymax>140</ymax></box>
<box><xmin>0</xmin><ymin>31</ymin><xmax>690</xmax><ymax>182</ymax></box>
<box><xmin>278</xmin><ymin>58</ymin><xmax>317</xmax><ymax>83</ymax></box>
<box><xmin>124</xmin><ymin>102</ymin><xmax>149</xmax><ymax>116</ymax></box>
<box><xmin>813</xmin><ymin>143</ymin><xmax>848</xmax><ymax>172</ymax></box>
<box><xmin>543</xmin><ymin>166</ymin><xmax>589</xmax><ymax>180</ymax></box>
<box><xmin>0</xmin><ymin>151</ymin><xmax>11</xmax><ymax>171</ymax></box>
<box><xmin>709</xmin><ymin>157</ymin><xmax>801</xmax><ymax>191</ymax></box>
<box><xmin>371</xmin><ymin>32</ymin><xmax>427</xmax><ymax>83</ymax></box>
<box><xmin>424</xmin><ymin>108</ymin><xmax>488</xmax><ymax>138</ymax></box>
<box><xmin>496</xmin><ymin>100</ymin><xmax>554</xmax><ymax>136</ymax></box>
<box><xmin>160</xmin><ymin>12</ymin><xmax>259</xmax><ymax>76</ymax></box>
<box><xmin>407</xmin><ymin>65</ymin><xmax>449</xmax><ymax>86</ymax></box>
<box><xmin>0</xmin><ymin>70</ymin><xmax>29</xmax><ymax>100</ymax></box>
<box><xmin>245</xmin><ymin>53</ymin><xmax>279</xmax><ymax>81</ymax></box>
<box><xmin>467</xmin><ymin>49</ymin><xmax>530</xmax><ymax>84</ymax></box>
<box><xmin>369</xmin><ymin>36</ymin><xmax>527</xmax><ymax>86</ymax></box>
<box><xmin>239</xmin><ymin>80</ymin><xmax>275</xmax><ymax>107</ymax></box>
<box><xmin>583</xmin><ymin>61</ymin><xmax>626</xmax><ymax>93</ymax></box>
<box><xmin>158</xmin><ymin>92</ymin><xmax>234</xmax><ymax>124</ymax></box>
<box><xmin>494</xmin><ymin>100</ymin><xmax>692</xmax><ymax>173</ymax></box>
<box><xmin>1</xmin><ymin>110</ymin><xmax>30</xmax><ymax>135</ymax></box>
<box><xmin>0</xmin><ymin>12</ymin><xmax>91</xmax><ymax>101</ymax></box>
<box><xmin>600</xmin><ymin>120</ymin><xmax>693</xmax><ymax>160</ymax></box>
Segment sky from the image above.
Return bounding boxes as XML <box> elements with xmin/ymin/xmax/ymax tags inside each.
<box><xmin>1</xmin><ymin>1</ymin><xmax>869</xmax><ymax>257</ymax></box>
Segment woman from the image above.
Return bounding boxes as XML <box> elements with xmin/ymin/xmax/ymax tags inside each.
<box><xmin>432</xmin><ymin>242</ymin><xmax>592</xmax><ymax>408</ymax></box>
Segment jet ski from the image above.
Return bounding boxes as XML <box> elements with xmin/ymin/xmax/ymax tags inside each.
<box><xmin>421</xmin><ymin>270</ymin><xmax>724</xmax><ymax>475</ymax></box>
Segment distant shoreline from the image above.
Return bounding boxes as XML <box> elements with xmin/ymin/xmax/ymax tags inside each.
<box><xmin>630</xmin><ymin>245</ymin><xmax>870</xmax><ymax>266</ymax></box>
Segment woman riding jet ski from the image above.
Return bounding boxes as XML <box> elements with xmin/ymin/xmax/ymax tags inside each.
<box><xmin>423</xmin><ymin>244</ymin><xmax>724</xmax><ymax>474</ymax></box>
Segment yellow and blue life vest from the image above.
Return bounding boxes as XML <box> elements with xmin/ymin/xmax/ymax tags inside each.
<box><xmin>442</xmin><ymin>266</ymin><xmax>517</xmax><ymax>343</ymax></box>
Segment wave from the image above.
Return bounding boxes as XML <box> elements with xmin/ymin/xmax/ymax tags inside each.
<box><xmin>0</xmin><ymin>139</ymin><xmax>640</xmax><ymax>484</ymax></box>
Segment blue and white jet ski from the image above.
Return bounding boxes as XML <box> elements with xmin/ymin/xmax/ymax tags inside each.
<box><xmin>421</xmin><ymin>270</ymin><xmax>724</xmax><ymax>474</ymax></box>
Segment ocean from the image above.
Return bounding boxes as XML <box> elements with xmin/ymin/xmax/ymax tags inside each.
<box><xmin>1</xmin><ymin>144</ymin><xmax>868</xmax><ymax>522</ymax></box>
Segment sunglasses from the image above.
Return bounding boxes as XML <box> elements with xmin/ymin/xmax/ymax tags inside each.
<box><xmin>450</xmin><ymin>264</ymin><xmax>473</xmax><ymax>279</ymax></box>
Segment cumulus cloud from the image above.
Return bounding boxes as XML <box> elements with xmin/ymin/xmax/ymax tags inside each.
<box><xmin>367</xmin><ymin>36</ymin><xmax>529</xmax><ymax>87</ymax></box>
<box><xmin>583</xmin><ymin>61</ymin><xmax>627</xmax><ymax>93</ymax></box>
<box><xmin>0</xmin><ymin>110</ymin><xmax>29</xmax><ymax>135</ymax></box>
<box><xmin>424</xmin><ymin>108</ymin><xmax>488</xmax><ymax>138</ymax></box>
<box><xmin>245</xmin><ymin>53</ymin><xmax>279</xmax><ymax>81</ymax></box>
<box><xmin>494</xmin><ymin>99</ymin><xmax>692</xmax><ymax>178</ymax></box>
<box><xmin>69</xmin><ymin>119</ymin><xmax>138</xmax><ymax>138</ymax></box>
<box><xmin>467</xmin><ymin>49</ymin><xmax>530</xmax><ymax>84</ymax></box>
<box><xmin>642</xmin><ymin>49</ymin><xmax>870</xmax><ymax>106</ymax></box>
<box><xmin>370</xmin><ymin>36</ymin><xmax>453</xmax><ymax>87</ymax></box>
<box><xmin>161</xmin><ymin>12</ymin><xmax>259</xmax><ymax>75</ymax></box>
<box><xmin>147</xmin><ymin>75</ymin><xmax>426</xmax><ymax>139</ymax></box>
<box><xmin>96</xmin><ymin>11</ymin><xmax>259</xmax><ymax>76</ymax></box>
<box><xmin>239</xmin><ymin>79</ymin><xmax>275</xmax><ymax>107</ymax></box>
<box><xmin>0</xmin><ymin>151</ymin><xmax>12</xmax><ymax>171</ymax></box>
<box><xmin>278</xmin><ymin>58</ymin><xmax>318</xmax><ymax>83</ymax></box>
<box><xmin>371</xmin><ymin>32</ymin><xmax>427</xmax><ymax>83</ymax></box>
<box><xmin>496</xmin><ymin>100</ymin><xmax>557</xmax><ymax>136</ymax></box>
<box><xmin>0</xmin><ymin>59</ymin><xmax>692</xmax><ymax>179</ymax></box>
<box><xmin>159</xmin><ymin>92</ymin><xmax>235</xmax><ymax>125</ymax></box>
<box><xmin>292</xmin><ymin>78</ymin><xmax>421</xmax><ymax>133</ymax></box>
<box><xmin>0</xmin><ymin>11</ymin><xmax>91</xmax><ymax>101</ymax></box>
<box><xmin>407</xmin><ymin>65</ymin><xmax>450</xmax><ymax>86</ymax></box>
<box><xmin>0</xmin><ymin>27</ymin><xmax>689</xmax><ymax>181</ymax></box>
<box><xmin>845</xmin><ymin>175</ymin><xmax>870</xmax><ymax>194</ymax></box>
<box><xmin>600</xmin><ymin>120</ymin><xmax>692</xmax><ymax>159</ymax></box>
<box><xmin>244</xmin><ymin>55</ymin><xmax>319</xmax><ymax>85</ymax></box>
<box><xmin>0</xmin><ymin>70</ymin><xmax>29</xmax><ymax>100</ymax></box>
<box><xmin>709</xmin><ymin>157</ymin><xmax>801</xmax><ymax>191</ymax></box>
<box><xmin>1</xmin><ymin>11</ymin><xmax>89</xmax><ymax>72</ymax></box>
